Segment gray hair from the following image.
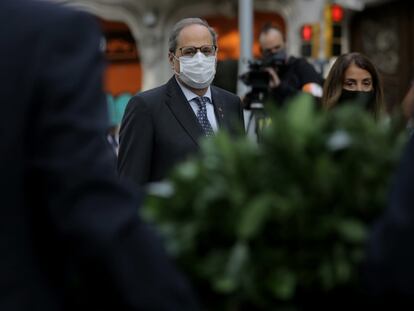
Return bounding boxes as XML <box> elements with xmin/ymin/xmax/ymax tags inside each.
<box><xmin>168</xmin><ymin>17</ymin><xmax>217</xmax><ymax>53</ymax></box>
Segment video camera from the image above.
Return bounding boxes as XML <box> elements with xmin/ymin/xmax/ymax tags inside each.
<box><xmin>240</xmin><ymin>52</ymin><xmax>286</xmax><ymax>110</ymax></box>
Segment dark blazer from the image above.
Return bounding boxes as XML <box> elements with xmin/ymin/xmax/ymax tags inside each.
<box><xmin>364</xmin><ymin>134</ymin><xmax>414</xmax><ymax>305</ymax></box>
<box><xmin>118</xmin><ymin>77</ymin><xmax>245</xmax><ymax>186</ymax></box>
<box><xmin>0</xmin><ymin>1</ymin><xmax>198</xmax><ymax>310</ymax></box>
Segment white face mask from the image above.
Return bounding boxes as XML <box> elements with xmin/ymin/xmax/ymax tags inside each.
<box><xmin>174</xmin><ymin>52</ymin><xmax>216</xmax><ymax>89</ymax></box>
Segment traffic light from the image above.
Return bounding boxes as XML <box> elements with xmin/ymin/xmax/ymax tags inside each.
<box><xmin>325</xmin><ymin>3</ymin><xmax>344</xmax><ymax>57</ymax></box>
<box><xmin>300</xmin><ymin>23</ymin><xmax>319</xmax><ymax>58</ymax></box>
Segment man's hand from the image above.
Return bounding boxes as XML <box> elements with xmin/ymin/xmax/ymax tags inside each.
<box><xmin>264</xmin><ymin>67</ymin><xmax>281</xmax><ymax>89</ymax></box>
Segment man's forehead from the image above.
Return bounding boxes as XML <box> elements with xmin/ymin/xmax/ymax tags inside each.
<box><xmin>178</xmin><ymin>24</ymin><xmax>212</xmax><ymax>44</ymax></box>
<box><xmin>261</xmin><ymin>29</ymin><xmax>284</xmax><ymax>44</ymax></box>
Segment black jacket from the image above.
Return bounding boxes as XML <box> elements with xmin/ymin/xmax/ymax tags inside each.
<box><xmin>0</xmin><ymin>1</ymin><xmax>198</xmax><ymax>310</ymax></box>
<box><xmin>270</xmin><ymin>56</ymin><xmax>323</xmax><ymax>105</ymax></box>
<box><xmin>118</xmin><ymin>77</ymin><xmax>245</xmax><ymax>186</ymax></box>
<box><xmin>364</xmin><ymin>135</ymin><xmax>414</xmax><ymax>306</ymax></box>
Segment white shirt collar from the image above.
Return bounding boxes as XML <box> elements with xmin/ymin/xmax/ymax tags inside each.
<box><xmin>175</xmin><ymin>76</ymin><xmax>212</xmax><ymax>103</ymax></box>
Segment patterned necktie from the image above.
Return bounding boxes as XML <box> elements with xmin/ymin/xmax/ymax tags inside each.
<box><xmin>194</xmin><ymin>96</ymin><xmax>215</xmax><ymax>137</ymax></box>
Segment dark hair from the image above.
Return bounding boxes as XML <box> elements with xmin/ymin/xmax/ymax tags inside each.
<box><xmin>259</xmin><ymin>22</ymin><xmax>285</xmax><ymax>41</ymax></box>
<box><xmin>322</xmin><ymin>52</ymin><xmax>384</xmax><ymax>118</ymax></box>
<box><xmin>168</xmin><ymin>17</ymin><xmax>217</xmax><ymax>53</ymax></box>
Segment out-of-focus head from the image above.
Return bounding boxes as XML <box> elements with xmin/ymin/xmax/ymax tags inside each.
<box><xmin>259</xmin><ymin>23</ymin><xmax>286</xmax><ymax>57</ymax></box>
<box><xmin>322</xmin><ymin>52</ymin><xmax>384</xmax><ymax>118</ymax></box>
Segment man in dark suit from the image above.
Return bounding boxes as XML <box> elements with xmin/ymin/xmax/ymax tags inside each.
<box><xmin>364</xmin><ymin>134</ymin><xmax>414</xmax><ymax>305</ymax></box>
<box><xmin>0</xmin><ymin>1</ymin><xmax>198</xmax><ymax>310</ymax></box>
<box><xmin>118</xmin><ymin>18</ymin><xmax>245</xmax><ymax>186</ymax></box>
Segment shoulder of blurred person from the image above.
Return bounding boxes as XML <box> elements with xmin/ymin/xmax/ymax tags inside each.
<box><xmin>362</xmin><ymin>134</ymin><xmax>414</xmax><ymax>306</ymax></box>
<box><xmin>0</xmin><ymin>1</ymin><xmax>199</xmax><ymax>310</ymax></box>
<box><xmin>401</xmin><ymin>79</ymin><xmax>414</xmax><ymax>134</ymax></box>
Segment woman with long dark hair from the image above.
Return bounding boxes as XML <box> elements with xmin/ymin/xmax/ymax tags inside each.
<box><xmin>322</xmin><ymin>52</ymin><xmax>384</xmax><ymax>119</ymax></box>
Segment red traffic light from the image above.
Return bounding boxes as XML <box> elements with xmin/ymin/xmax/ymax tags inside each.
<box><xmin>331</xmin><ymin>4</ymin><xmax>344</xmax><ymax>23</ymax></box>
<box><xmin>301</xmin><ymin>24</ymin><xmax>313</xmax><ymax>42</ymax></box>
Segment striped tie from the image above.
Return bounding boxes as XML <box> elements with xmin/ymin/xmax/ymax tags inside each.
<box><xmin>195</xmin><ymin>97</ymin><xmax>215</xmax><ymax>137</ymax></box>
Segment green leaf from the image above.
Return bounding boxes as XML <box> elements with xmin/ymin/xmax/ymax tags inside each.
<box><xmin>334</xmin><ymin>258</ymin><xmax>351</xmax><ymax>283</ymax></box>
<box><xmin>336</xmin><ymin>219</ymin><xmax>368</xmax><ymax>244</ymax></box>
<box><xmin>318</xmin><ymin>261</ymin><xmax>334</xmax><ymax>290</ymax></box>
<box><xmin>214</xmin><ymin>277</ymin><xmax>237</xmax><ymax>293</ymax></box>
<box><xmin>238</xmin><ymin>195</ymin><xmax>272</xmax><ymax>240</ymax></box>
<box><xmin>269</xmin><ymin>269</ymin><xmax>297</xmax><ymax>300</ymax></box>
<box><xmin>226</xmin><ymin>242</ymin><xmax>249</xmax><ymax>278</ymax></box>
<box><xmin>213</xmin><ymin>242</ymin><xmax>249</xmax><ymax>294</ymax></box>
<box><xmin>175</xmin><ymin>161</ymin><xmax>199</xmax><ymax>180</ymax></box>
<box><xmin>285</xmin><ymin>93</ymin><xmax>316</xmax><ymax>137</ymax></box>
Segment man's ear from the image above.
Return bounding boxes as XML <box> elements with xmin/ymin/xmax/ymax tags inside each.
<box><xmin>168</xmin><ymin>52</ymin><xmax>174</xmax><ymax>65</ymax></box>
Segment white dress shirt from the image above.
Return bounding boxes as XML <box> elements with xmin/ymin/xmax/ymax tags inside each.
<box><xmin>175</xmin><ymin>77</ymin><xmax>218</xmax><ymax>132</ymax></box>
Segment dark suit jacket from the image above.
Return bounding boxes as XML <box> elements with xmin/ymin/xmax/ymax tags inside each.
<box><xmin>0</xmin><ymin>1</ymin><xmax>198</xmax><ymax>310</ymax></box>
<box><xmin>364</xmin><ymin>134</ymin><xmax>414</xmax><ymax>305</ymax></box>
<box><xmin>118</xmin><ymin>77</ymin><xmax>245</xmax><ymax>186</ymax></box>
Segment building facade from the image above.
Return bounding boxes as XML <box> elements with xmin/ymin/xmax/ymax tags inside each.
<box><xmin>53</xmin><ymin>0</ymin><xmax>408</xmax><ymax>117</ymax></box>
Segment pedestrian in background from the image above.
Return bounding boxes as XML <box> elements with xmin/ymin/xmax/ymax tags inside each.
<box><xmin>258</xmin><ymin>23</ymin><xmax>324</xmax><ymax>106</ymax></box>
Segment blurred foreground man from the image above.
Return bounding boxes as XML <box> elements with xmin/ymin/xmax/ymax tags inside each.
<box><xmin>0</xmin><ymin>1</ymin><xmax>198</xmax><ymax>310</ymax></box>
<box><xmin>365</xmin><ymin>135</ymin><xmax>414</xmax><ymax>306</ymax></box>
<box><xmin>118</xmin><ymin>18</ymin><xmax>245</xmax><ymax>187</ymax></box>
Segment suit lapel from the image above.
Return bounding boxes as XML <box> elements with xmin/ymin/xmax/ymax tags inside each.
<box><xmin>211</xmin><ymin>86</ymin><xmax>227</xmax><ymax>129</ymax></box>
<box><xmin>165</xmin><ymin>77</ymin><xmax>204</xmax><ymax>145</ymax></box>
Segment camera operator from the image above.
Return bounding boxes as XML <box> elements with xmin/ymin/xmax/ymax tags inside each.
<box><xmin>259</xmin><ymin>23</ymin><xmax>324</xmax><ymax>106</ymax></box>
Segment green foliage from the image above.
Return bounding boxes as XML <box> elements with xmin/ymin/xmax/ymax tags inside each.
<box><xmin>144</xmin><ymin>94</ymin><xmax>407</xmax><ymax>310</ymax></box>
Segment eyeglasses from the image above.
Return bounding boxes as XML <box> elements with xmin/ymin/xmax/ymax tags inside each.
<box><xmin>178</xmin><ymin>45</ymin><xmax>217</xmax><ymax>57</ymax></box>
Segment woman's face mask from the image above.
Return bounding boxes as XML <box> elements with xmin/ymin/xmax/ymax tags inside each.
<box><xmin>338</xmin><ymin>89</ymin><xmax>375</xmax><ymax>109</ymax></box>
<box><xmin>174</xmin><ymin>52</ymin><xmax>216</xmax><ymax>89</ymax></box>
